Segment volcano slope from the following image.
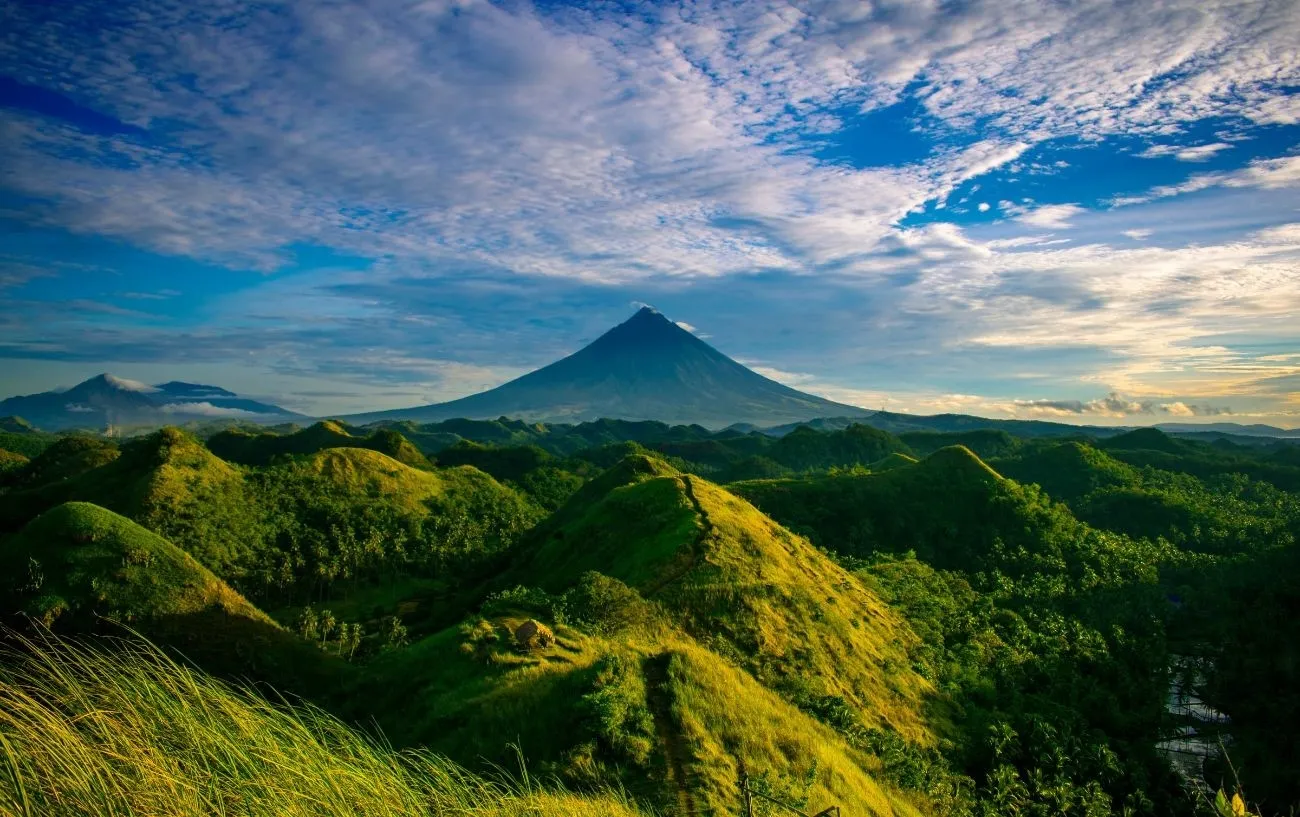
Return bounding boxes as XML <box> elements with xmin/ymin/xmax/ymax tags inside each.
<box><xmin>354</xmin><ymin>455</ymin><xmax>942</xmax><ymax>816</ymax></box>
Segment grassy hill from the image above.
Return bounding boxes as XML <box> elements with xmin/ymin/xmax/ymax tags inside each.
<box><xmin>207</xmin><ymin>420</ymin><xmax>431</xmax><ymax>468</ymax></box>
<box><xmin>346</xmin><ymin>454</ymin><xmax>943</xmax><ymax>814</ymax></box>
<box><xmin>0</xmin><ymin>502</ymin><xmax>341</xmax><ymax>693</ymax></box>
<box><xmin>0</xmin><ymin>632</ymin><xmax>645</xmax><ymax>817</ymax></box>
<box><xmin>0</xmin><ymin>428</ymin><xmax>262</xmax><ymax>574</ymax></box>
<box><xmin>5</xmin><ymin>435</ymin><xmax>120</xmax><ymax>489</ymax></box>
<box><xmin>0</xmin><ymin>448</ymin><xmax>27</xmax><ymax>478</ymax></box>
<box><xmin>993</xmin><ymin>441</ymin><xmax>1140</xmax><ymax>501</ymax></box>
<box><xmin>356</xmin><ymin>612</ymin><xmax>931</xmax><ymax>817</ymax></box>
<box><xmin>1</xmin><ymin>502</ymin><xmax>265</xmax><ymax>626</ymax></box>
<box><xmin>527</xmin><ymin>468</ymin><xmax>934</xmax><ymax>739</ymax></box>
<box><xmin>731</xmin><ymin>446</ymin><xmax>1030</xmax><ymax>572</ymax></box>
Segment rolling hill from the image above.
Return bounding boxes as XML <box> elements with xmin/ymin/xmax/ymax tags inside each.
<box><xmin>0</xmin><ymin>502</ymin><xmax>341</xmax><ymax>693</ymax></box>
<box><xmin>353</xmin><ymin>454</ymin><xmax>940</xmax><ymax>814</ymax></box>
<box><xmin>206</xmin><ymin>420</ymin><xmax>430</xmax><ymax>468</ymax></box>
<box><xmin>346</xmin><ymin>307</ymin><xmax>872</xmax><ymax>428</ymax></box>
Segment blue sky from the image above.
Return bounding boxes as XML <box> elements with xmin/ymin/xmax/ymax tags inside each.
<box><xmin>1</xmin><ymin>0</ymin><xmax>1298</xmax><ymax>426</ymax></box>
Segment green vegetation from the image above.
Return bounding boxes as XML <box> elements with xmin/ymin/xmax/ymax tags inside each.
<box><xmin>0</xmin><ymin>631</ymin><xmax>645</xmax><ymax>817</ymax></box>
<box><xmin>2</xmin><ymin>413</ymin><xmax>1296</xmax><ymax>816</ymax></box>
<box><xmin>207</xmin><ymin>420</ymin><xmax>431</xmax><ymax>468</ymax></box>
<box><xmin>4</xmin><ymin>435</ymin><xmax>120</xmax><ymax>488</ymax></box>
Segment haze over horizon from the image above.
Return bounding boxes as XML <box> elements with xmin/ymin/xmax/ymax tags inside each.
<box><xmin>2</xmin><ymin>1</ymin><xmax>1298</xmax><ymax>426</ymax></box>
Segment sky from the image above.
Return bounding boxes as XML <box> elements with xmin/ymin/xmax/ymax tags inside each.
<box><xmin>1</xmin><ymin>0</ymin><xmax>1298</xmax><ymax>427</ymax></box>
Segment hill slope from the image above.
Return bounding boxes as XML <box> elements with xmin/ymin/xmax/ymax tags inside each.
<box><xmin>513</xmin><ymin>455</ymin><xmax>936</xmax><ymax>742</ymax></box>
<box><xmin>207</xmin><ymin>420</ymin><xmax>430</xmax><ymax>468</ymax></box>
<box><xmin>0</xmin><ymin>502</ymin><xmax>340</xmax><ymax>692</ymax></box>
<box><xmin>347</xmin><ymin>308</ymin><xmax>871</xmax><ymax>428</ymax></box>
<box><xmin>0</xmin><ymin>427</ymin><xmax>260</xmax><ymax>573</ymax></box>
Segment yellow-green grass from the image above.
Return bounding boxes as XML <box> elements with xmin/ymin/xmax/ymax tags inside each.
<box><xmin>664</xmin><ymin>641</ymin><xmax>929</xmax><ymax>817</ymax></box>
<box><xmin>0</xmin><ymin>502</ymin><xmax>345</xmax><ymax>695</ymax></box>
<box><xmin>0</xmin><ymin>428</ymin><xmax>260</xmax><ymax>572</ymax></box>
<box><xmin>299</xmin><ymin>447</ymin><xmax>541</xmax><ymax>522</ymax></box>
<box><xmin>1</xmin><ymin>502</ymin><xmax>265</xmax><ymax>627</ymax></box>
<box><xmin>868</xmin><ymin>452</ymin><xmax>919</xmax><ymax>472</ymax></box>
<box><xmin>207</xmin><ymin>420</ymin><xmax>431</xmax><ymax>468</ymax></box>
<box><xmin>8</xmin><ymin>436</ymin><xmax>120</xmax><ymax>489</ymax></box>
<box><xmin>514</xmin><ymin>455</ymin><xmax>937</xmax><ymax>745</ymax></box>
<box><xmin>358</xmin><ymin>613</ymin><xmax>934</xmax><ymax>816</ymax></box>
<box><xmin>0</xmin><ymin>630</ymin><xmax>644</xmax><ymax>817</ymax></box>
<box><xmin>0</xmin><ymin>448</ymin><xmax>27</xmax><ymax>477</ymax></box>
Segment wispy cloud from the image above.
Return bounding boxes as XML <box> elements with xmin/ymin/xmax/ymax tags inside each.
<box><xmin>1139</xmin><ymin>142</ymin><xmax>1234</xmax><ymax>162</ymax></box>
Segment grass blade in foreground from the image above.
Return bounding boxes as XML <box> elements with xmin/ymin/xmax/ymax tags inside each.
<box><xmin>0</xmin><ymin>630</ymin><xmax>643</xmax><ymax>817</ymax></box>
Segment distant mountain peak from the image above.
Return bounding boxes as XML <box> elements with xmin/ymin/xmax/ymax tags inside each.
<box><xmin>0</xmin><ymin>374</ymin><xmax>299</xmax><ymax>431</ymax></box>
<box><xmin>347</xmin><ymin>308</ymin><xmax>873</xmax><ymax>428</ymax></box>
<box><xmin>85</xmin><ymin>373</ymin><xmax>160</xmax><ymax>394</ymax></box>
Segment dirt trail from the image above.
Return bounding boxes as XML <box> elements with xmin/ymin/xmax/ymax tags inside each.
<box><xmin>643</xmin><ymin>651</ymin><xmax>699</xmax><ymax>816</ymax></box>
<box><xmin>641</xmin><ymin>475</ymin><xmax>713</xmax><ymax>599</ymax></box>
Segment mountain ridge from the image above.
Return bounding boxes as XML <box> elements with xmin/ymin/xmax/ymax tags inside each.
<box><xmin>0</xmin><ymin>374</ymin><xmax>300</xmax><ymax>430</ymax></box>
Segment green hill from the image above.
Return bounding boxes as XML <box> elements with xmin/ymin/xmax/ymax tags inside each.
<box><xmin>869</xmin><ymin>452</ymin><xmax>919</xmax><ymax>472</ymax></box>
<box><xmin>993</xmin><ymin>441</ymin><xmax>1139</xmax><ymax>501</ymax></box>
<box><xmin>512</xmin><ymin>455</ymin><xmax>936</xmax><ymax>743</ymax></box>
<box><xmin>0</xmin><ymin>428</ymin><xmax>262</xmax><ymax>574</ymax></box>
<box><xmin>1</xmin><ymin>502</ymin><xmax>266</xmax><ymax>626</ymax></box>
<box><xmin>0</xmin><ymin>448</ymin><xmax>27</xmax><ymax>478</ymax></box>
<box><xmin>357</xmin><ymin>613</ymin><xmax>930</xmax><ymax>817</ymax></box>
<box><xmin>6</xmin><ymin>435</ymin><xmax>120</xmax><ymax>489</ymax></box>
<box><xmin>768</xmin><ymin>424</ymin><xmax>910</xmax><ymax>471</ymax></box>
<box><xmin>897</xmin><ymin>429</ymin><xmax>1021</xmax><ymax>459</ymax></box>
<box><xmin>349</xmin><ymin>454</ymin><xmax>943</xmax><ymax>813</ymax></box>
<box><xmin>1099</xmin><ymin>427</ymin><xmax>1186</xmax><ymax>454</ymax></box>
<box><xmin>730</xmin><ymin>446</ymin><xmax>1081</xmax><ymax>574</ymax></box>
<box><xmin>0</xmin><ymin>428</ymin><xmax>56</xmax><ymax>459</ymax></box>
<box><xmin>0</xmin><ymin>502</ymin><xmax>340</xmax><ymax>693</ymax></box>
<box><xmin>207</xmin><ymin>420</ymin><xmax>431</xmax><ymax>468</ymax></box>
<box><xmin>433</xmin><ymin>440</ymin><xmax>557</xmax><ymax>482</ymax></box>
<box><xmin>0</xmin><ymin>416</ymin><xmax>37</xmax><ymax>433</ymax></box>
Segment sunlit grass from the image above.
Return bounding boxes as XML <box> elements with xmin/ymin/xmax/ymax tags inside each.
<box><xmin>0</xmin><ymin>630</ymin><xmax>644</xmax><ymax>817</ymax></box>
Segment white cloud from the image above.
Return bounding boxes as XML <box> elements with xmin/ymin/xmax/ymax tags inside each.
<box><xmin>1139</xmin><ymin>142</ymin><xmax>1233</xmax><ymax>162</ymax></box>
<box><xmin>158</xmin><ymin>402</ymin><xmax>263</xmax><ymax>418</ymax></box>
<box><xmin>1122</xmin><ymin>228</ymin><xmax>1153</xmax><ymax>240</ymax></box>
<box><xmin>0</xmin><ymin>0</ymin><xmax>1295</xmax><ymax>282</ymax></box>
<box><xmin>1113</xmin><ymin>155</ymin><xmax>1300</xmax><ymax>206</ymax></box>
<box><xmin>1016</xmin><ymin>204</ymin><xmax>1087</xmax><ymax>229</ymax></box>
<box><xmin>978</xmin><ymin>202</ymin><xmax>991</xmax><ymax>212</ymax></box>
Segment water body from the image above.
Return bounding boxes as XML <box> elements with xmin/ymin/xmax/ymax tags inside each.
<box><xmin>1157</xmin><ymin>655</ymin><xmax>1231</xmax><ymax>792</ymax></box>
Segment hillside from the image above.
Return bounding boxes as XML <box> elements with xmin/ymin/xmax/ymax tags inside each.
<box><xmin>511</xmin><ymin>455</ymin><xmax>936</xmax><ymax>742</ymax></box>
<box><xmin>207</xmin><ymin>420</ymin><xmax>430</xmax><ymax>468</ymax></box>
<box><xmin>0</xmin><ymin>427</ymin><xmax>260</xmax><ymax>574</ymax></box>
<box><xmin>731</xmin><ymin>446</ymin><xmax>1069</xmax><ymax>573</ymax></box>
<box><xmin>357</xmin><ymin>613</ymin><xmax>930</xmax><ymax>817</ymax></box>
<box><xmin>994</xmin><ymin>441</ymin><xmax>1140</xmax><ymax>501</ymax></box>
<box><xmin>347</xmin><ymin>308</ymin><xmax>871</xmax><ymax>428</ymax></box>
<box><xmin>0</xmin><ymin>633</ymin><xmax>644</xmax><ymax>817</ymax></box>
<box><xmin>0</xmin><ymin>502</ymin><xmax>340</xmax><ymax>692</ymax></box>
<box><xmin>5</xmin><ymin>435</ymin><xmax>121</xmax><ymax>489</ymax></box>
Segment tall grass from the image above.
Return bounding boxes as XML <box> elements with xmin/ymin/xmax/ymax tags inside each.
<box><xmin>0</xmin><ymin>631</ymin><xmax>643</xmax><ymax>817</ymax></box>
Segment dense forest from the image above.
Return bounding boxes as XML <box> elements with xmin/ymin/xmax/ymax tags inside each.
<box><xmin>1</xmin><ymin>414</ymin><xmax>1296</xmax><ymax>816</ymax></box>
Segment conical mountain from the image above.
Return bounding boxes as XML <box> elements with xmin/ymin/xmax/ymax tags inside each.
<box><xmin>348</xmin><ymin>308</ymin><xmax>872</xmax><ymax>428</ymax></box>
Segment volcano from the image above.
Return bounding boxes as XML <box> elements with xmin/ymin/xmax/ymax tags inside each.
<box><xmin>350</xmin><ymin>308</ymin><xmax>872</xmax><ymax>428</ymax></box>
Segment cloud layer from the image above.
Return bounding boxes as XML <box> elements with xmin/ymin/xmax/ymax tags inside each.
<box><xmin>0</xmin><ymin>0</ymin><xmax>1298</xmax><ymax>423</ymax></box>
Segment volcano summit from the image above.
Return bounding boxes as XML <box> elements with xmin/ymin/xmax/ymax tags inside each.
<box><xmin>350</xmin><ymin>308</ymin><xmax>871</xmax><ymax>428</ymax></box>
